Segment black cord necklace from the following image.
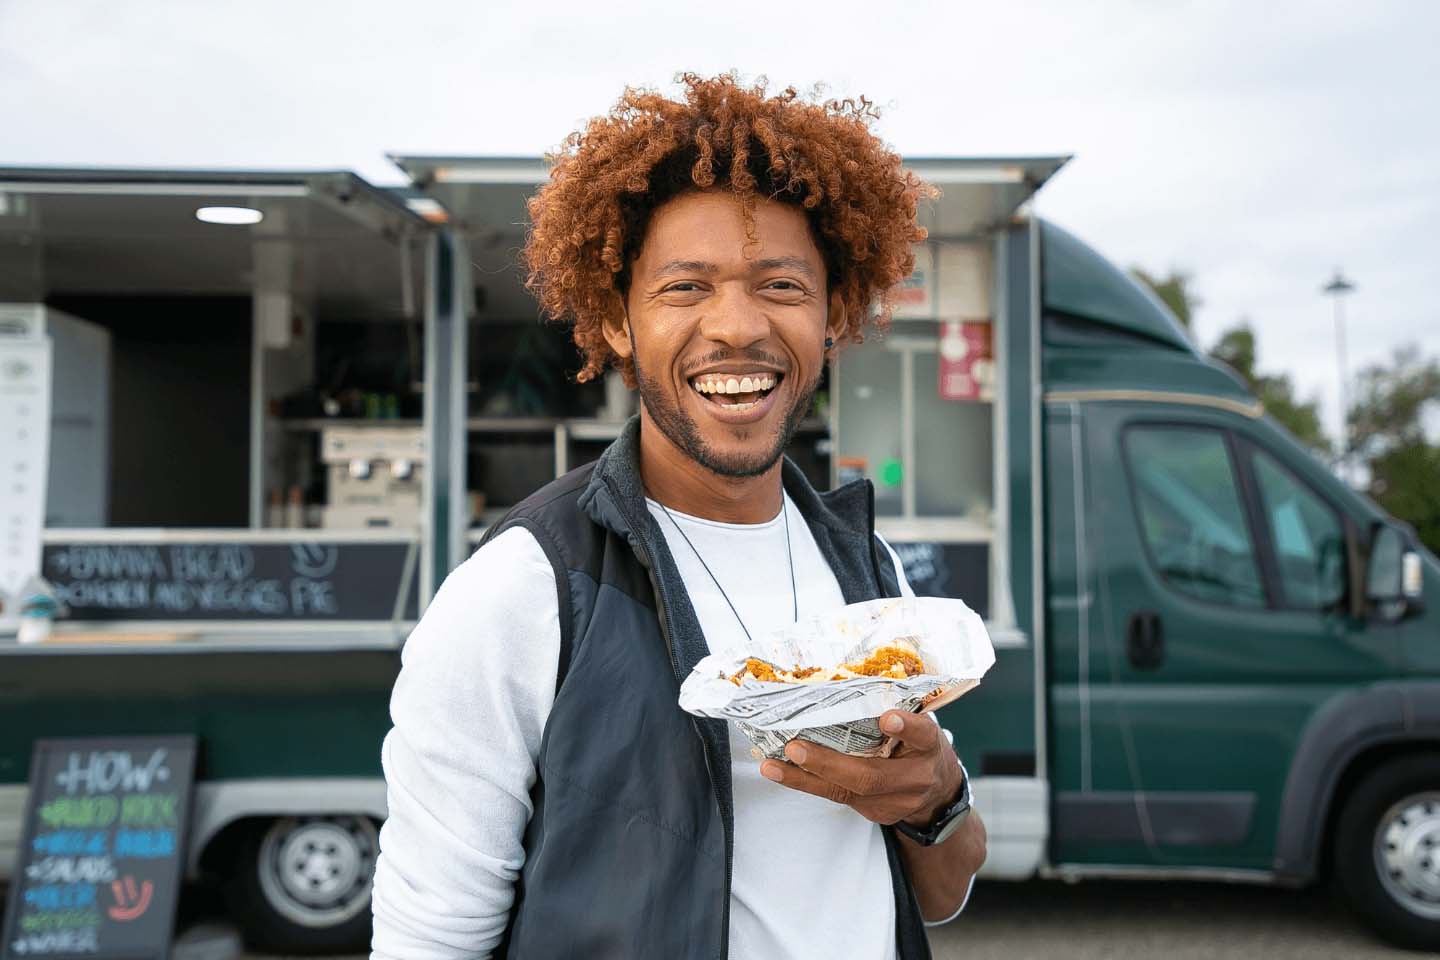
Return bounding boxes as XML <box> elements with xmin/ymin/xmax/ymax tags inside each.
<box><xmin>656</xmin><ymin>495</ymin><xmax>798</xmax><ymax>645</ymax></box>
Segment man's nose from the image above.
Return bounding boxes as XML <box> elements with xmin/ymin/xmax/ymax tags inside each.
<box><xmin>697</xmin><ymin>287</ymin><xmax>771</xmax><ymax>348</ymax></box>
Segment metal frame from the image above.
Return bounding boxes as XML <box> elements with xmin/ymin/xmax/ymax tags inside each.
<box><xmin>420</xmin><ymin>230</ymin><xmax>470</xmax><ymax>608</ymax></box>
<box><xmin>1026</xmin><ymin>215</ymin><xmax>1050</xmax><ymax>804</ymax></box>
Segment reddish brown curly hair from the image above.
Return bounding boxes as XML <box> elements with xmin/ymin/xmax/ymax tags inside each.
<box><xmin>522</xmin><ymin>72</ymin><xmax>937</xmax><ymax>385</ymax></box>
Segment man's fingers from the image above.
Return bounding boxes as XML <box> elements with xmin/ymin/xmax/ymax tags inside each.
<box><xmin>880</xmin><ymin>709</ymin><xmax>939</xmax><ymax>750</ymax></box>
<box><xmin>760</xmin><ymin>757</ymin><xmax>925</xmax><ymax>824</ymax></box>
<box><xmin>760</xmin><ymin>758</ymin><xmax>856</xmax><ymax>806</ymax></box>
<box><xmin>781</xmin><ymin>739</ymin><xmax>929</xmax><ymax>798</ymax></box>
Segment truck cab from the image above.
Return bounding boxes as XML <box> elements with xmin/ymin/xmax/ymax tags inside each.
<box><xmin>951</xmin><ymin>217</ymin><xmax>1440</xmax><ymax>949</ymax></box>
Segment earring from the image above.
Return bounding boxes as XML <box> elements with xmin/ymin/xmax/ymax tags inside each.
<box><xmin>824</xmin><ymin>337</ymin><xmax>834</xmax><ymax>350</ymax></box>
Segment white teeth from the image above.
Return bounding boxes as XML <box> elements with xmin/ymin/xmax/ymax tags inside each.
<box><xmin>690</xmin><ymin>373</ymin><xmax>779</xmax><ymax>394</ymax></box>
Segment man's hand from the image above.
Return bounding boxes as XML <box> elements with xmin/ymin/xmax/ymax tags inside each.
<box><xmin>761</xmin><ymin>709</ymin><xmax>985</xmax><ymax>921</ymax></box>
<box><xmin>759</xmin><ymin>709</ymin><xmax>965</xmax><ymax>826</ymax></box>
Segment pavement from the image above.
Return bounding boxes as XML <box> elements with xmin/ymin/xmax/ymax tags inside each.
<box><xmin>227</xmin><ymin>878</ymin><xmax>1426</xmax><ymax>959</ymax></box>
<box><xmin>7</xmin><ymin>878</ymin><xmax>1433</xmax><ymax>959</ymax></box>
<box><xmin>927</xmin><ymin>878</ymin><xmax>1430</xmax><ymax>959</ymax></box>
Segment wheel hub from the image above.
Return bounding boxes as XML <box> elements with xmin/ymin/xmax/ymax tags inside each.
<box><xmin>1374</xmin><ymin>791</ymin><xmax>1440</xmax><ymax>920</ymax></box>
<box><xmin>279</xmin><ymin>822</ymin><xmax>361</xmax><ymax>905</ymax></box>
<box><xmin>258</xmin><ymin>816</ymin><xmax>378</xmax><ymax>928</ymax></box>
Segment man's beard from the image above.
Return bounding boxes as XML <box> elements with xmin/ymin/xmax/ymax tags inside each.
<box><xmin>633</xmin><ymin>360</ymin><xmax>818</xmax><ymax>479</ymax></box>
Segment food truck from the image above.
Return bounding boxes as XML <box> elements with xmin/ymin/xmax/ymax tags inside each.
<box><xmin>2</xmin><ymin>157</ymin><xmax>1437</xmax><ymax>952</ymax></box>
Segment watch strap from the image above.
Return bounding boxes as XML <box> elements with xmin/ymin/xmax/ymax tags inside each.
<box><xmin>895</xmin><ymin>760</ymin><xmax>971</xmax><ymax>847</ymax></box>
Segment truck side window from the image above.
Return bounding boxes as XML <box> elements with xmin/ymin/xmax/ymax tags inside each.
<box><xmin>1250</xmin><ymin>450</ymin><xmax>1346</xmax><ymax>610</ymax></box>
<box><xmin>1124</xmin><ymin>426</ymin><xmax>1265</xmax><ymax>607</ymax></box>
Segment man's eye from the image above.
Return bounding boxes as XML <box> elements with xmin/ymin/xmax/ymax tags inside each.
<box><xmin>765</xmin><ymin>280</ymin><xmax>805</xmax><ymax>293</ymax></box>
<box><xmin>664</xmin><ymin>281</ymin><xmax>703</xmax><ymax>292</ymax></box>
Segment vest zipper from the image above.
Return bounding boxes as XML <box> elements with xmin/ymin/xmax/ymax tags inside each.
<box><xmin>603</xmin><ymin>477</ymin><xmax>734</xmax><ymax>960</ymax></box>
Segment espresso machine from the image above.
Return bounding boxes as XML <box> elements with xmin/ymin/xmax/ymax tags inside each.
<box><xmin>319</xmin><ymin>426</ymin><xmax>425</xmax><ymax>529</ymax></box>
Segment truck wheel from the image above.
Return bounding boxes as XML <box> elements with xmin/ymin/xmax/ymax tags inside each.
<box><xmin>224</xmin><ymin>815</ymin><xmax>379</xmax><ymax>954</ymax></box>
<box><xmin>1333</xmin><ymin>756</ymin><xmax>1440</xmax><ymax>951</ymax></box>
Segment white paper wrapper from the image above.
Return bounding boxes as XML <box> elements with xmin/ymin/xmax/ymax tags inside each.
<box><xmin>678</xmin><ymin>596</ymin><xmax>994</xmax><ymax>759</ymax></box>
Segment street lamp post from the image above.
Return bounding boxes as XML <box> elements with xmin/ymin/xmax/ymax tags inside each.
<box><xmin>1323</xmin><ymin>269</ymin><xmax>1356</xmax><ymax>483</ymax></box>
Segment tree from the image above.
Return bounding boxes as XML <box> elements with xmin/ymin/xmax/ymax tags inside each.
<box><xmin>1347</xmin><ymin>348</ymin><xmax>1440</xmax><ymax>554</ymax></box>
<box><xmin>1130</xmin><ymin>267</ymin><xmax>1199</xmax><ymax>331</ymax></box>
<box><xmin>1347</xmin><ymin>349</ymin><xmax>1440</xmax><ymax>456</ymax></box>
<box><xmin>1209</xmin><ymin>324</ymin><xmax>1331</xmax><ymax>455</ymax></box>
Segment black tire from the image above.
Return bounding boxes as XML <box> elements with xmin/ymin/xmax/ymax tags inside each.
<box><xmin>1332</xmin><ymin>755</ymin><xmax>1440</xmax><ymax>952</ymax></box>
<box><xmin>222</xmin><ymin>815</ymin><xmax>379</xmax><ymax>955</ymax></box>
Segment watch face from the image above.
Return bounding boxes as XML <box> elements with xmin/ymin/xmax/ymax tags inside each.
<box><xmin>897</xmin><ymin>794</ymin><xmax>970</xmax><ymax>846</ymax></box>
<box><xmin>932</xmin><ymin>802</ymin><xmax>971</xmax><ymax>845</ymax></box>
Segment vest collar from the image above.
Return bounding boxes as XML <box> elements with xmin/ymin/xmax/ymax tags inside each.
<box><xmin>577</xmin><ymin>414</ymin><xmax>882</xmax><ymax>603</ymax></box>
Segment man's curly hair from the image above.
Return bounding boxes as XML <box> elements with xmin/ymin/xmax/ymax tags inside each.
<box><xmin>522</xmin><ymin>72</ymin><xmax>937</xmax><ymax>385</ymax></box>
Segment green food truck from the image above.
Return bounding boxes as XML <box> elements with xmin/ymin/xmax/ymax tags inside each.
<box><xmin>1</xmin><ymin>157</ymin><xmax>1436</xmax><ymax>953</ymax></box>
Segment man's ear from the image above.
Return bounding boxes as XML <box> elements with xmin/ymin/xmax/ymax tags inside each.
<box><xmin>825</xmin><ymin>292</ymin><xmax>846</xmax><ymax>348</ymax></box>
<box><xmin>601</xmin><ymin>293</ymin><xmax>633</xmax><ymax>361</ymax></box>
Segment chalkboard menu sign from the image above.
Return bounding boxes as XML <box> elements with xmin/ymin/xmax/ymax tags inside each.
<box><xmin>2</xmin><ymin>737</ymin><xmax>196</xmax><ymax>960</ymax></box>
<box><xmin>41</xmin><ymin>540</ymin><xmax>418</xmax><ymax>622</ymax></box>
<box><xmin>891</xmin><ymin>541</ymin><xmax>990</xmax><ymax>620</ymax></box>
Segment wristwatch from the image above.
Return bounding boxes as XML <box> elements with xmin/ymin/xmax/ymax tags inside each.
<box><xmin>894</xmin><ymin>762</ymin><xmax>972</xmax><ymax>847</ymax></box>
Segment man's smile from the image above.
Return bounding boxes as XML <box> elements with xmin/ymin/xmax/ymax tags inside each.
<box><xmin>689</xmin><ymin>370</ymin><xmax>784</xmax><ymax>414</ymax></box>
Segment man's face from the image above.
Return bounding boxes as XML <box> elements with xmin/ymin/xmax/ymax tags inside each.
<box><xmin>613</xmin><ymin>190</ymin><xmax>841</xmax><ymax>478</ymax></box>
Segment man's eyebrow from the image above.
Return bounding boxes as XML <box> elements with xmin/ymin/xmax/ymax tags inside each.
<box><xmin>754</xmin><ymin>256</ymin><xmax>819</xmax><ymax>281</ymax></box>
<box><xmin>651</xmin><ymin>259</ymin><xmax>719</xmax><ymax>278</ymax></box>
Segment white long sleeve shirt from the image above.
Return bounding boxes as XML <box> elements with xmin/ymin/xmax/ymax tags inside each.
<box><xmin>371</xmin><ymin>493</ymin><xmax>971</xmax><ymax>959</ymax></box>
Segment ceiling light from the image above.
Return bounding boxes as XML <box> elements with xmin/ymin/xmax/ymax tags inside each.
<box><xmin>196</xmin><ymin>205</ymin><xmax>263</xmax><ymax>225</ymax></box>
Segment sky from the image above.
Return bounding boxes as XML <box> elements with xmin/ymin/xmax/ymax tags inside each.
<box><xmin>3</xmin><ymin>0</ymin><xmax>1437</xmax><ymax>441</ymax></box>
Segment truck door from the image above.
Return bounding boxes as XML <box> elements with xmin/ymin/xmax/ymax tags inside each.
<box><xmin>1056</xmin><ymin>400</ymin><xmax>1401</xmax><ymax>871</ymax></box>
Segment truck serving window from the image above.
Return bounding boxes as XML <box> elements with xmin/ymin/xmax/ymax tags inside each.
<box><xmin>1249</xmin><ymin>450</ymin><xmax>1346</xmax><ymax>610</ymax></box>
<box><xmin>1123</xmin><ymin>426</ymin><xmax>1265</xmax><ymax>608</ymax></box>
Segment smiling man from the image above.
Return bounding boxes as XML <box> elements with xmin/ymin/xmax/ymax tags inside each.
<box><xmin>371</xmin><ymin>73</ymin><xmax>986</xmax><ymax>960</ymax></box>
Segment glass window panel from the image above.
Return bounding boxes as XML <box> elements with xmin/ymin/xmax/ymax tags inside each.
<box><xmin>914</xmin><ymin>351</ymin><xmax>992</xmax><ymax>519</ymax></box>
<box><xmin>835</xmin><ymin>344</ymin><xmax>903</xmax><ymax>516</ymax></box>
<box><xmin>1252</xmin><ymin>451</ymin><xmax>1346</xmax><ymax>610</ymax></box>
<box><xmin>1125</xmin><ymin>427</ymin><xmax>1264</xmax><ymax>607</ymax></box>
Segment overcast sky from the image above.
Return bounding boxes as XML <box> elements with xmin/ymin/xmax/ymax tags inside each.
<box><xmin>3</xmin><ymin>0</ymin><xmax>1436</xmax><ymax>439</ymax></box>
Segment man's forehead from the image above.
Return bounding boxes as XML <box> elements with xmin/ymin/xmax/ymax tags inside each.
<box><xmin>638</xmin><ymin>193</ymin><xmax>822</xmax><ymax>274</ymax></box>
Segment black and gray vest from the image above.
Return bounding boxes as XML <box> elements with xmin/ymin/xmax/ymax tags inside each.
<box><xmin>488</xmin><ymin>417</ymin><xmax>930</xmax><ymax>959</ymax></box>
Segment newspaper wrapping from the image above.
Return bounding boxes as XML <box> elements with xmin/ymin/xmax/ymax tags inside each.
<box><xmin>678</xmin><ymin>596</ymin><xmax>995</xmax><ymax>759</ymax></box>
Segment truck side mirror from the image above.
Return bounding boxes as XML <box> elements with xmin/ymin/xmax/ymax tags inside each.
<box><xmin>1366</xmin><ymin>523</ymin><xmax>1424</xmax><ymax>621</ymax></box>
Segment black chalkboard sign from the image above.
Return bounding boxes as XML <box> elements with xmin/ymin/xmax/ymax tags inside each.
<box><xmin>2</xmin><ymin>737</ymin><xmax>197</xmax><ymax>960</ymax></box>
<box><xmin>41</xmin><ymin>540</ymin><xmax>418</xmax><ymax>622</ymax></box>
<box><xmin>890</xmin><ymin>541</ymin><xmax>990</xmax><ymax>620</ymax></box>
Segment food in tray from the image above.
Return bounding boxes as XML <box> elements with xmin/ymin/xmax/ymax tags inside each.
<box><xmin>728</xmin><ymin>639</ymin><xmax>927</xmax><ymax>685</ymax></box>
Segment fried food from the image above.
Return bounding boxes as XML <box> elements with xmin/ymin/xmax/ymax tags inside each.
<box><xmin>727</xmin><ymin>641</ymin><xmax>926</xmax><ymax>685</ymax></box>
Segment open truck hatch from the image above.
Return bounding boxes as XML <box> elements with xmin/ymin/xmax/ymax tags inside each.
<box><xmin>0</xmin><ymin>168</ymin><xmax>432</xmax><ymax>625</ymax></box>
<box><xmin>0</xmin><ymin>167</ymin><xmax>424</xmax><ymax>314</ymax></box>
<box><xmin>905</xmin><ymin>156</ymin><xmax>1068</xmax><ymax>236</ymax></box>
<box><xmin>390</xmin><ymin>153</ymin><xmax>1068</xmax><ymax>239</ymax></box>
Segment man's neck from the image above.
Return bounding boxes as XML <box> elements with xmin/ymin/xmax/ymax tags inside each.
<box><xmin>637</xmin><ymin>413</ymin><xmax>783</xmax><ymax>524</ymax></box>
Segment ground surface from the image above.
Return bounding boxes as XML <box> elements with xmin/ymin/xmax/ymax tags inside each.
<box><xmin>926</xmin><ymin>878</ymin><xmax>1430</xmax><ymax>959</ymax></box>
<box><xmin>5</xmin><ymin>878</ymin><xmax>1433</xmax><ymax>958</ymax></box>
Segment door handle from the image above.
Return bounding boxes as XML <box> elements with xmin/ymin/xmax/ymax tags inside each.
<box><xmin>1126</xmin><ymin>610</ymin><xmax>1164</xmax><ymax>669</ymax></box>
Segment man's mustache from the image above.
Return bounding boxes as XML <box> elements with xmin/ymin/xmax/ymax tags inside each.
<box><xmin>680</xmin><ymin>348</ymin><xmax>790</xmax><ymax>376</ymax></box>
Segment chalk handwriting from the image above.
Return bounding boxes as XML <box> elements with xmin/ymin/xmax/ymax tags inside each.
<box><xmin>9</xmin><ymin>928</ymin><xmax>100</xmax><ymax>954</ymax></box>
<box><xmin>23</xmin><ymin>856</ymin><xmax>116</xmax><ymax>885</ymax></box>
<box><xmin>112</xmin><ymin>829</ymin><xmax>175</xmax><ymax>859</ymax></box>
<box><xmin>54</xmin><ymin>749</ymin><xmax>171</xmax><ymax>796</ymax></box>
